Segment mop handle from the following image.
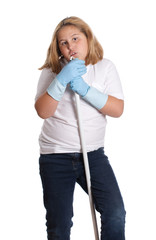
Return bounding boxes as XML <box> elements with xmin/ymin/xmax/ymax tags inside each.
<box><xmin>75</xmin><ymin>93</ymin><xmax>99</xmax><ymax>240</ymax></box>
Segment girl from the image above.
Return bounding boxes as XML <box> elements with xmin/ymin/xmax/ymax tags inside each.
<box><xmin>35</xmin><ymin>16</ymin><xmax>126</xmax><ymax>240</ymax></box>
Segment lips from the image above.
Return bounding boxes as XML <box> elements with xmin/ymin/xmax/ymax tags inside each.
<box><xmin>70</xmin><ymin>52</ymin><xmax>77</xmax><ymax>57</ymax></box>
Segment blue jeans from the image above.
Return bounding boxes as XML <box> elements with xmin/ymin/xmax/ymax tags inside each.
<box><xmin>39</xmin><ymin>148</ymin><xmax>126</xmax><ymax>240</ymax></box>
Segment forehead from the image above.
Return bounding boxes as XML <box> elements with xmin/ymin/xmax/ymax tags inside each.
<box><xmin>57</xmin><ymin>25</ymin><xmax>82</xmax><ymax>40</ymax></box>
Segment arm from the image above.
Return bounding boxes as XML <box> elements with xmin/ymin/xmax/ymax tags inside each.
<box><xmin>35</xmin><ymin>92</ymin><xmax>59</xmax><ymax>119</ymax></box>
<box><xmin>35</xmin><ymin>59</ymin><xmax>87</xmax><ymax>119</ymax></box>
<box><xmin>99</xmin><ymin>95</ymin><xmax>124</xmax><ymax>118</ymax></box>
<box><xmin>70</xmin><ymin>77</ymin><xmax>124</xmax><ymax>118</ymax></box>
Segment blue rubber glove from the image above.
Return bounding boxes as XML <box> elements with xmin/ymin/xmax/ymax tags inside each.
<box><xmin>82</xmin><ymin>87</ymin><xmax>108</xmax><ymax>110</ymax></box>
<box><xmin>57</xmin><ymin>58</ymin><xmax>87</xmax><ymax>87</ymax></box>
<box><xmin>47</xmin><ymin>77</ymin><xmax>66</xmax><ymax>101</ymax></box>
<box><xmin>70</xmin><ymin>76</ymin><xmax>90</xmax><ymax>97</ymax></box>
<box><xmin>47</xmin><ymin>59</ymin><xmax>87</xmax><ymax>101</ymax></box>
<box><xmin>70</xmin><ymin>77</ymin><xmax>108</xmax><ymax>109</ymax></box>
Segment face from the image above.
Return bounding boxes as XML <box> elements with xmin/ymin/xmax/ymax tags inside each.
<box><xmin>57</xmin><ymin>25</ymin><xmax>88</xmax><ymax>62</ymax></box>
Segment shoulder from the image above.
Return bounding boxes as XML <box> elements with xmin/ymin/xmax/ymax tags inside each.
<box><xmin>92</xmin><ymin>58</ymin><xmax>120</xmax><ymax>82</ymax></box>
<box><xmin>40</xmin><ymin>67</ymin><xmax>56</xmax><ymax>79</ymax></box>
<box><xmin>94</xmin><ymin>58</ymin><xmax>117</xmax><ymax>72</ymax></box>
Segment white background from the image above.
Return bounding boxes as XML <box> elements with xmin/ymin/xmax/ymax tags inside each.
<box><xmin>0</xmin><ymin>0</ymin><xmax>156</xmax><ymax>239</ymax></box>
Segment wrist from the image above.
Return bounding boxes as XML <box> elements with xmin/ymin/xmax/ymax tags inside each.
<box><xmin>80</xmin><ymin>83</ymin><xmax>90</xmax><ymax>97</ymax></box>
<box><xmin>82</xmin><ymin>86</ymin><xmax>108</xmax><ymax>109</ymax></box>
<box><xmin>56</xmin><ymin>75</ymin><xmax>67</xmax><ymax>87</ymax></box>
<box><xmin>47</xmin><ymin>77</ymin><xmax>66</xmax><ymax>101</ymax></box>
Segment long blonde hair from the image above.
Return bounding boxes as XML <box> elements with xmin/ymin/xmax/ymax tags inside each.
<box><xmin>39</xmin><ymin>16</ymin><xmax>104</xmax><ymax>74</ymax></box>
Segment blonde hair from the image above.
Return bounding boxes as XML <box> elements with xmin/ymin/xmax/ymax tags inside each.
<box><xmin>39</xmin><ymin>16</ymin><xmax>104</xmax><ymax>74</ymax></box>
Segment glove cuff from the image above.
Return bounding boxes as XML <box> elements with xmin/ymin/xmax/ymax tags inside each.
<box><xmin>47</xmin><ymin>77</ymin><xmax>66</xmax><ymax>101</ymax></box>
<box><xmin>82</xmin><ymin>86</ymin><xmax>108</xmax><ymax>110</ymax></box>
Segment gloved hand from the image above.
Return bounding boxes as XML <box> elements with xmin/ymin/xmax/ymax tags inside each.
<box><xmin>57</xmin><ymin>58</ymin><xmax>87</xmax><ymax>86</ymax></box>
<box><xmin>47</xmin><ymin>59</ymin><xmax>86</xmax><ymax>101</ymax></box>
<box><xmin>70</xmin><ymin>76</ymin><xmax>90</xmax><ymax>97</ymax></box>
<box><xmin>70</xmin><ymin>76</ymin><xmax>108</xmax><ymax>110</ymax></box>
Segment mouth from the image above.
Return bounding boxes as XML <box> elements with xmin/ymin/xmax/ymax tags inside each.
<box><xmin>70</xmin><ymin>52</ymin><xmax>77</xmax><ymax>58</ymax></box>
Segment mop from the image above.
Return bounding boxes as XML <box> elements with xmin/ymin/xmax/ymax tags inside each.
<box><xmin>74</xmin><ymin>81</ymin><xmax>99</xmax><ymax>240</ymax></box>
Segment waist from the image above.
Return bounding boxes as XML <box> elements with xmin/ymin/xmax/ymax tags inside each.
<box><xmin>39</xmin><ymin>116</ymin><xmax>107</xmax><ymax>154</ymax></box>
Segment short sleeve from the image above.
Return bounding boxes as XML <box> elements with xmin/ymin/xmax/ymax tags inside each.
<box><xmin>35</xmin><ymin>68</ymin><xmax>56</xmax><ymax>102</ymax></box>
<box><xmin>103</xmin><ymin>60</ymin><xmax>124</xmax><ymax>100</ymax></box>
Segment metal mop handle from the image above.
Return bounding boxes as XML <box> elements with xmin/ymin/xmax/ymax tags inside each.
<box><xmin>75</xmin><ymin>93</ymin><xmax>99</xmax><ymax>240</ymax></box>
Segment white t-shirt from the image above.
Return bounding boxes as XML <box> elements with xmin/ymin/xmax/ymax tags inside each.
<box><xmin>35</xmin><ymin>58</ymin><xmax>124</xmax><ymax>154</ymax></box>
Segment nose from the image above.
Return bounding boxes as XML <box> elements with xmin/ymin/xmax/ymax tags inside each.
<box><xmin>67</xmin><ymin>41</ymin><xmax>74</xmax><ymax>50</ymax></box>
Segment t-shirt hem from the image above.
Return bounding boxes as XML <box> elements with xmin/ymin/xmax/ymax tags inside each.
<box><xmin>39</xmin><ymin>144</ymin><xmax>104</xmax><ymax>154</ymax></box>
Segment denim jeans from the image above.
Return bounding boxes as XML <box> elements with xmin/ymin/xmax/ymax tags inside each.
<box><xmin>39</xmin><ymin>147</ymin><xmax>126</xmax><ymax>240</ymax></box>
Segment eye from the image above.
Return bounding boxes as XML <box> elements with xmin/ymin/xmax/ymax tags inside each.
<box><xmin>73</xmin><ymin>37</ymin><xmax>78</xmax><ymax>41</ymax></box>
<box><xmin>60</xmin><ymin>41</ymin><xmax>67</xmax><ymax>46</ymax></box>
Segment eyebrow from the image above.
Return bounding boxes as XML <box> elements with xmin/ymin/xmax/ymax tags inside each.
<box><xmin>59</xmin><ymin>33</ymin><xmax>80</xmax><ymax>43</ymax></box>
